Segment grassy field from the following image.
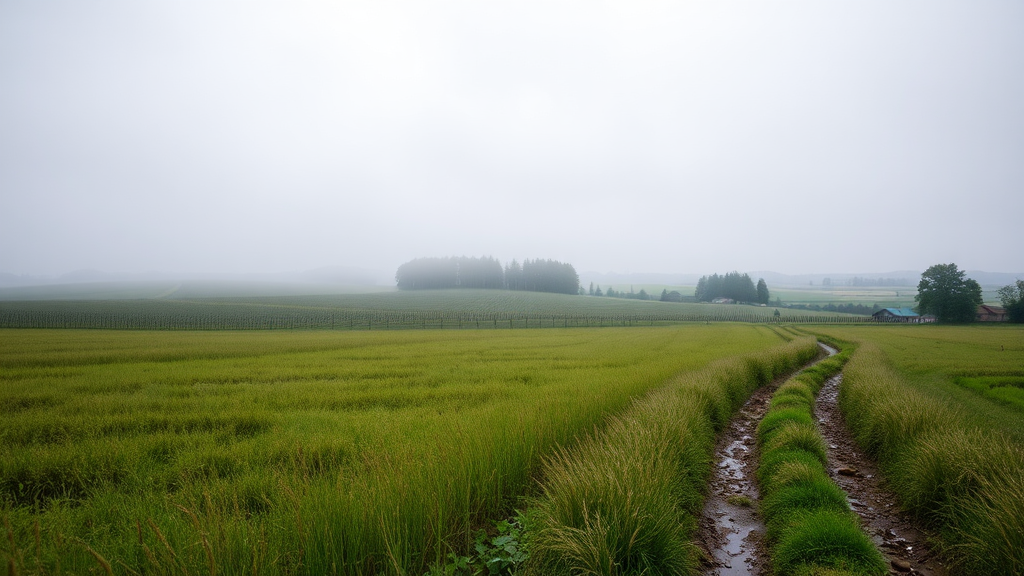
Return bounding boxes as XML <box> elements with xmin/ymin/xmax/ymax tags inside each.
<box><xmin>0</xmin><ymin>289</ymin><xmax>866</xmax><ymax>331</ymax></box>
<box><xmin>808</xmin><ymin>324</ymin><xmax>1024</xmax><ymax>575</ymax></box>
<box><xmin>2</xmin><ymin>325</ymin><xmax>798</xmax><ymax>575</ymax></box>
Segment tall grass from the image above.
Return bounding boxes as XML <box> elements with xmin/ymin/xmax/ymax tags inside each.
<box><xmin>1</xmin><ymin>326</ymin><xmax>788</xmax><ymax>575</ymax></box>
<box><xmin>523</xmin><ymin>337</ymin><xmax>820</xmax><ymax>575</ymax></box>
<box><xmin>833</xmin><ymin>336</ymin><xmax>1024</xmax><ymax>575</ymax></box>
<box><xmin>755</xmin><ymin>349</ymin><xmax>886</xmax><ymax>576</ymax></box>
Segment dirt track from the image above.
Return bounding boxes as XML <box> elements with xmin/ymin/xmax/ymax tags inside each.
<box><xmin>696</xmin><ymin>344</ymin><xmax>948</xmax><ymax>576</ymax></box>
<box><xmin>816</xmin><ymin>374</ymin><xmax>948</xmax><ymax>576</ymax></box>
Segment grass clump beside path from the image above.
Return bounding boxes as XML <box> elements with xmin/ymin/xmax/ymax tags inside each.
<box><xmin>523</xmin><ymin>335</ymin><xmax>820</xmax><ymax>575</ymax></box>
<box><xmin>812</xmin><ymin>325</ymin><xmax>1024</xmax><ymax>575</ymax></box>
<box><xmin>756</xmin><ymin>347</ymin><xmax>886</xmax><ymax>576</ymax></box>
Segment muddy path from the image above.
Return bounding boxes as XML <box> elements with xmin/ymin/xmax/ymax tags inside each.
<box><xmin>816</xmin><ymin>374</ymin><xmax>949</xmax><ymax>576</ymax></box>
<box><xmin>696</xmin><ymin>344</ymin><xmax>948</xmax><ymax>576</ymax></box>
<box><xmin>694</xmin><ymin>347</ymin><xmax>837</xmax><ymax>576</ymax></box>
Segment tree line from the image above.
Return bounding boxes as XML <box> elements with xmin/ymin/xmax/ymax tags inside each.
<box><xmin>395</xmin><ymin>256</ymin><xmax>580</xmax><ymax>295</ymax></box>
<box><xmin>786</xmin><ymin>303</ymin><xmax>878</xmax><ymax>316</ymax></box>
<box><xmin>822</xmin><ymin>277</ymin><xmax>911</xmax><ymax>287</ymax></box>
<box><xmin>586</xmin><ymin>283</ymin><xmax>652</xmax><ymax>300</ymax></box>
<box><xmin>695</xmin><ymin>272</ymin><xmax>770</xmax><ymax>305</ymax></box>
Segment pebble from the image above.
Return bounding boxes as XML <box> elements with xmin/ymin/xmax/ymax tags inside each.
<box><xmin>891</xmin><ymin>558</ymin><xmax>913</xmax><ymax>572</ymax></box>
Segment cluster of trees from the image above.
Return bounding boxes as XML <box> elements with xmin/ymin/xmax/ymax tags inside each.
<box><xmin>504</xmin><ymin>259</ymin><xmax>581</xmax><ymax>295</ymax></box>
<box><xmin>586</xmin><ymin>283</ymin><xmax>651</xmax><ymax>300</ymax></box>
<box><xmin>660</xmin><ymin>290</ymin><xmax>684</xmax><ymax>302</ymax></box>
<box><xmin>395</xmin><ymin>256</ymin><xmax>504</xmax><ymax>290</ymax></box>
<box><xmin>586</xmin><ymin>283</ymin><xmax>641</xmax><ymax>299</ymax></box>
<box><xmin>695</xmin><ymin>272</ymin><xmax>769</xmax><ymax>305</ymax></box>
<box><xmin>395</xmin><ymin>256</ymin><xmax>579</xmax><ymax>295</ymax></box>
<box><xmin>786</xmin><ymin>303</ymin><xmax>879</xmax><ymax>315</ymax></box>
<box><xmin>998</xmin><ymin>280</ymin><xmax>1024</xmax><ymax>323</ymax></box>
<box><xmin>915</xmin><ymin>263</ymin><xmax>1023</xmax><ymax>324</ymax></box>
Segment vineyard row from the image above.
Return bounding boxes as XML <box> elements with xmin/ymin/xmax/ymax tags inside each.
<box><xmin>0</xmin><ymin>310</ymin><xmax>874</xmax><ymax>330</ymax></box>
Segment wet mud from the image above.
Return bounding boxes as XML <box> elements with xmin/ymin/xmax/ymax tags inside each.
<box><xmin>695</xmin><ymin>360</ymin><xmax>804</xmax><ymax>575</ymax></box>
<box><xmin>697</xmin><ymin>344</ymin><xmax>948</xmax><ymax>576</ymax></box>
<box><xmin>816</xmin><ymin>374</ymin><xmax>949</xmax><ymax>576</ymax></box>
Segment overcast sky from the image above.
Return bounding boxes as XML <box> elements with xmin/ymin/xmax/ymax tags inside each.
<box><xmin>2</xmin><ymin>1</ymin><xmax>1022</xmax><ymax>279</ymax></box>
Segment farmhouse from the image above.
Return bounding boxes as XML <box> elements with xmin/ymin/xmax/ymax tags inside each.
<box><xmin>976</xmin><ymin>305</ymin><xmax>1008</xmax><ymax>322</ymax></box>
<box><xmin>871</xmin><ymin>307</ymin><xmax>922</xmax><ymax>323</ymax></box>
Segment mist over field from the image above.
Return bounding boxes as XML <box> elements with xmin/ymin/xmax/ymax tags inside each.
<box><xmin>2</xmin><ymin>1</ymin><xmax>1022</xmax><ymax>280</ymax></box>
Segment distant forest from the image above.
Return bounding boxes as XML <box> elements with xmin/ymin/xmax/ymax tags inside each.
<box><xmin>695</xmin><ymin>272</ymin><xmax>770</xmax><ymax>305</ymax></box>
<box><xmin>395</xmin><ymin>256</ymin><xmax>580</xmax><ymax>295</ymax></box>
<box><xmin>822</xmin><ymin>277</ymin><xmax>911</xmax><ymax>287</ymax></box>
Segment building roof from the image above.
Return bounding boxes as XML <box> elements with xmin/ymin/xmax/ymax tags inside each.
<box><xmin>875</xmin><ymin>307</ymin><xmax>919</xmax><ymax>317</ymax></box>
<box><xmin>978</xmin><ymin>305</ymin><xmax>1006</xmax><ymax>315</ymax></box>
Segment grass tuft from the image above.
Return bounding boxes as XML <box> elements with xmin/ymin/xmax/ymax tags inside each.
<box><xmin>756</xmin><ymin>343</ymin><xmax>886</xmax><ymax>576</ymax></box>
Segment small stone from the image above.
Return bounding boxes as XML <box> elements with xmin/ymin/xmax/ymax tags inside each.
<box><xmin>837</xmin><ymin>467</ymin><xmax>859</xmax><ymax>476</ymax></box>
<box><xmin>891</xmin><ymin>558</ymin><xmax>913</xmax><ymax>572</ymax></box>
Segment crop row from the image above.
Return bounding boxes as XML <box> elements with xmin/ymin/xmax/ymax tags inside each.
<box><xmin>0</xmin><ymin>306</ymin><xmax>871</xmax><ymax>331</ymax></box>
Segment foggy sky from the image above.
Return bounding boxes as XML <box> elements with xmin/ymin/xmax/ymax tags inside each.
<box><xmin>3</xmin><ymin>1</ymin><xmax>1023</xmax><ymax>279</ymax></box>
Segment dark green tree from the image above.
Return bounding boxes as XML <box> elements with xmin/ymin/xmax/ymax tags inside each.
<box><xmin>756</xmin><ymin>278</ymin><xmax>769</xmax><ymax>305</ymax></box>
<box><xmin>915</xmin><ymin>263</ymin><xmax>983</xmax><ymax>323</ymax></box>
<box><xmin>997</xmin><ymin>279</ymin><xmax>1024</xmax><ymax>323</ymax></box>
<box><xmin>695</xmin><ymin>272</ymin><xmax>757</xmax><ymax>302</ymax></box>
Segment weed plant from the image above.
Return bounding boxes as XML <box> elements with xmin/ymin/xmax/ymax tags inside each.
<box><xmin>1</xmin><ymin>325</ymin><xmax>787</xmax><ymax>575</ymax></box>
<box><xmin>523</xmin><ymin>336</ymin><xmax>821</xmax><ymax>575</ymax></box>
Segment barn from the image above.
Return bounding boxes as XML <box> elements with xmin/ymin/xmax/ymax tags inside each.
<box><xmin>977</xmin><ymin>305</ymin><xmax>1008</xmax><ymax>322</ymax></box>
<box><xmin>871</xmin><ymin>307</ymin><xmax>921</xmax><ymax>323</ymax></box>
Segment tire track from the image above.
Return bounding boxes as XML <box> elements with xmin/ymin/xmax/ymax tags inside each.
<box><xmin>697</xmin><ymin>343</ymin><xmax>950</xmax><ymax>576</ymax></box>
<box><xmin>816</xmin><ymin>374</ymin><xmax>949</xmax><ymax>576</ymax></box>
<box><xmin>696</xmin><ymin>344</ymin><xmax>837</xmax><ymax>575</ymax></box>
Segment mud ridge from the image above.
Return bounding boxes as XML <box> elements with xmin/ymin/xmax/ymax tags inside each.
<box><xmin>816</xmin><ymin>374</ymin><xmax>949</xmax><ymax>576</ymax></box>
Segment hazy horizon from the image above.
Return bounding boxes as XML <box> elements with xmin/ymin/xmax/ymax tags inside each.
<box><xmin>3</xmin><ymin>1</ymin><xmax>1022</xmax><ymax>278</ymax></box>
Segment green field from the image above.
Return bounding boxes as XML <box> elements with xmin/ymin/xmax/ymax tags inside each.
<box><xmin>0</xmin><ymin>289</ymin><xmax>866</xmax><ymax>331</ymax></box>
<box><xmin>1</xmin><ymin>325</ymin><xmax>801</xmax><ymax>575</ymax></box>
<box><xmin>4</xmin><ymin>317</ymin><xmax>1022</xmax><ymax>575</ymax></box>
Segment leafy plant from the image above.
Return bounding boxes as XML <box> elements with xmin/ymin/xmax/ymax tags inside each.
<box><xmin>474</xmin><ymin>517</ymin><xmax>529</xmax><ymax>575</ymax></box>
<box><xmin>425</xmin><ymin>516</ymin><xmax>529</xmax><ymax>576</ymax></box>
